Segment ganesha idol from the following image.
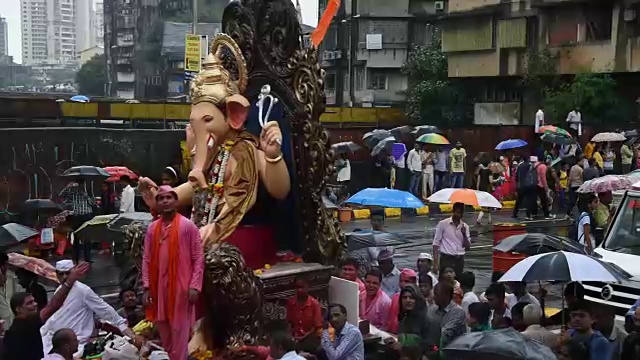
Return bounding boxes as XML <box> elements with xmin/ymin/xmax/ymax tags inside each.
<box><xmin>138</xmin><ymin>34</ymin><xmax>289</xmax><ymax>270</ymax></box>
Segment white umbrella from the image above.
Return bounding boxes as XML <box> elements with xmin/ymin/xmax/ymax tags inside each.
<box><xmin>498</xmin><ymin>251</ymin><xmax>630</xmax><ymax>283</ymax></box>
<box><xmin>591</xmin><ymin>132</ymin><xmax>626</xmax><ymax>142</ymax></box>
<box><xmin>427</xmin><ymin>188</ymin><xmax>502</xmax><ymax>208</ymax></box>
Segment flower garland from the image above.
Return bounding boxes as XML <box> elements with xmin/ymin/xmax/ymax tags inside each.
<box><xmin>192</xmin><ymin>140</ymin><xmax>234</xmax><ymax>228</ymax></box>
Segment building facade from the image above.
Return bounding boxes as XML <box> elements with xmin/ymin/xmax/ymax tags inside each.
<box><xmin>75</xmin><ymin>0</ymin><xmax>93</xmax><ymax>55</ymax></box>
<box><xmin>438</xmin><ymin>0</ymin><xmax>640</xmax><ymax>124</ymax></box>
<box><xmin>0</xmin><ymin>15</ymin><xmax>7</xmax><ymax>56</ymax></box>
<box><xmin>319</xmin><ymin>0</ymin><xmax>437</xmax><ymax>109</ymax></box>
<box><xmin>94</xmin><ymin>1</ymin><xmax>104</xmax><ymax>47</ymax></box>
<box><xmin>20</xmin><ymin>0</ymin><xmax>77</xmax><ymax>65</ymax></box>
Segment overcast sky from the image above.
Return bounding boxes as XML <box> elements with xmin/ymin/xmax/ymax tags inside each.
<box><xmin>2</xmin><ymin>0</ymin><xmax>318</xmax><ymax>65</ymax></box>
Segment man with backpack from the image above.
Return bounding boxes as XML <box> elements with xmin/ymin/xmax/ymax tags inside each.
<box><xmin>513</xmin><ymin>156</ymin><xmax>538</xmax><ymax>220</ymax></box>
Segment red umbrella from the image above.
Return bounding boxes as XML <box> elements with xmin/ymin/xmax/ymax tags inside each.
<box><xmin>103</xmin><ymin>166</ymin><xmax>138</xmax><ymax>182</ymax></box>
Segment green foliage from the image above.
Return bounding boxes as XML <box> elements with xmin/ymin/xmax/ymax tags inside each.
<box><xmin>76</xmin><ymin>54</ymin><xmax>107</xmax><ymax>96</ymax></box>
<box><xmin>543</xmin><ymin>72</ymin><xmax>625</xmax><ymax>126</ymax></box>
<box><xmin>402</xmin><ymin>34</ymin><xmax>471</xmax><ymax>127</ymax></box>
<box><xmin>523</xmin><ymin>48</ymin><xmax>558</xmax><ymax>95</ymax></box>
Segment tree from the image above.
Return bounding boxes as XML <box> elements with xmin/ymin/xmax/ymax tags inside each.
<box><xmin>402</xmin><ymin>33</ymin><xmax>471</xmax><ymax>127</ymax></box>
<box><xmin>543</xmin><ymin>72</ymin><xmax>627</xmax><ymax>126</ymax></box>
<box><xmin>522</xmin><ymin>48</ymin><xmax>558</xmax><ymax>103</ymax></box>
<box><xmin>76</xmin><ymin>54</ymin><xmax>107</xmax><ymax>96</ymax></box>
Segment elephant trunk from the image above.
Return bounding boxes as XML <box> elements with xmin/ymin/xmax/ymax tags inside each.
<box><xmin>188</xmin><ymin>123</ymin><xmax>212</xmax><ymax>189</ymax></box>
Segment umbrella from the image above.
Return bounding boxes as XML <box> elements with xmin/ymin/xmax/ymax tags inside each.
<box><xmin>416</xmin><ymin>133</ymin><xmax>450</xmax><ymax>145</ymax></box>
<box><xmin>322</xmin><ymin>196</ymin><xmax>338</xmax><ymax>210</ymax></box>
<box><xmin>346</xmin><ymin>230</ymin><xmax>409</xmax><ymax>251</ymax></box>
<box><xmin>104</xmin><ymin>166</ymin><xmax>139</xmax><ymax>182</ymax></box>
<box><xmin>550</xmin><ymin>157</ymin><xmax>563</xmax><ymax>167</ymax></box>
<box><xmin>107</xmin><ymin>212</ymin><xmax>154</xmax><ymax>232</ymax></box>
<box><xmin>346</xmin><ymin>188</ymin><xmax>424</xmax><ymax>208</ymax></box>
<box><xmin>428</xmin><ymin>188</ymin><xmax>502</xmax><ymax>208</ymax></box>
<box><xmin>624</xmin><ymin>129</ymin><xmax>638</xmax><ymax>138</ymax></box>
<box><xmin>634</xmin><ymin>180</ymin><xmax>640</xmax><ymax>190</ymax></box>
<box><xmin>412</xmin><ymin>125</ymin><xmax>442</xmax><ymax>137</ymax></box>
<box><xmin>591</xmin><ymin>132</ymin><xmax>626</xmax><ymax>142</ymax></box>
<box><xmin>495</xmin><ymin>139</ymin><xmax>528</xmax><ymax>151</ymax></box>
<box><xmin>362</xmin><ymin>129</ymin><xmax>391</xmax><ymax>148</ymax></box>
<box><xmin>443</xmin><ymin>328</ymin><xmax>556</xmax><ymax>360</ymax></box>
<box><xmin>75</xmin><ymin>214</ymin><xmax>118</xmax><ymax>237</ymax></box>
<box><xmin>22</xmin><ymin>199</ymin><xmax>61</xmax><ymax>213</ymax></box>
<box><xmin>541</xmin><ymin>133</ymin><xmax>576</xmax><ymax>145</ymax></box>
<box><xmin>498</xmin><ymin>251</ymin><xmax>630</xmax><ymax>283</ymax></box>
<box><xmin>629</xmin><ymin>170</ymin><xmax>640</xmax><ymax>181</ymax></box>
<box><xmin>331</xmin><ymin>141</ymin><xmax>361</xmax><ymax>154</ymax></box>
<box><xmin>7</xmin><ymin>252</ymin><xmax>59</xmax><ymax>284</ymax></box>
<box><xmin>0</xmin><ymin>223</ymin><xmax>39</xmax><ymax>248</ymax></box>
<box><xmin>370</xmin><ymin>136</ymin><xmax>396</xmax><ymax>156</ymax></box>
<box><xmin>70</xmin><ymin>95</ymin><xmax>90</xmax><ymax>103</ymax></box>
<box><xmin>473</xmin><ymin>152</ymin><xmax>491</xmax><ymax>164</ymax></box>
<box><xmin>538</xmin><ymin>125</ymin><xmax>572</xmax><ymax>137</ymax></box>
<box><xmin>494</xmin><ymin>233</ymin><xmax>587</xmax><ymax>256</ymax></box>
<box><xmin>577</xmin><ymin>175</ymin><xmax>634</xmax><ymax>193</ymax></box>
<box><xmin>389</xmin><ymin>125</ymin><xmax>414</xmax><ymax>140</ymax></box>
<box><xmin>61</xmin><ymin>166</ymin><xmax>110</xmax><ymax>179</ymax></box>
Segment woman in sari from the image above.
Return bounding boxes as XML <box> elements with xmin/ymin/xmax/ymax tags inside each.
<box><xmin>384</xmin><ymin>284</ymin><xmax>431</xmax><ymax>358</ymax></box>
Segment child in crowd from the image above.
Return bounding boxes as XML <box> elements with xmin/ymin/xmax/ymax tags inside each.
<box><xmin>440</xmin><ymin>267</ymin><xmax>463</xmax><ymax>305</ymax></box>
<box><xmin>559</xmin><ymin>163</ymin><xmax>569</xmax><ymax>209</ymax></box>
<box><xmin>418</xmin><ymin>273</ymin><xmax>434</xmax><ymax>306</ymax></box>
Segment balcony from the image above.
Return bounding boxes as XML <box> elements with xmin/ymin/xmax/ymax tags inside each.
<box><xmin>447</xmin><ymin>0</ymin><xmax>500</xmax><ymax>13</ymax></box>
<box><xmin>117</xmin><ymin>72</ymin><xmax>135</xmax><ymax>82</ymax></box>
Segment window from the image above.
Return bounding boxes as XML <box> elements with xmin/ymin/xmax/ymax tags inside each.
<box><xmin>368</xmin><ymin>70</ymin><xmax>387</xmax><ymax>90</ymax></box>
<box><xmin>584</xmin><ymin>3</ymin><xmax>613</xmax><ymax>42</ymax></box>
<box><xmin>325</xmin><ymin>72</ymin><xmax>336</xmax><ymax>90</ymax></box>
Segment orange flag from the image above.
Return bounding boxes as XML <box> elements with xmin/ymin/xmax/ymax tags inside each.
<box><xmin>310</xmin><ymin>0</ymin><xmax>341</xmax><ymax>48</ymax></box>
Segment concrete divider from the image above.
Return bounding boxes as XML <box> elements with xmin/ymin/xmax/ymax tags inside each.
<box><xmin>340</xmin><ymin>200</ymin><xmax>516</xmax><ymax>220</ymax></box>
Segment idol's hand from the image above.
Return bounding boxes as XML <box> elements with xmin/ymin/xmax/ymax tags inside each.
<box><xmin>199</xmin><ymin>223</ymin><xmax>216</xmax><ymax>244</ymax></box>
<box><xmin>260</xmin><ymin>121</ymin><xmax>283</xmax><ymax>159</ymax></box>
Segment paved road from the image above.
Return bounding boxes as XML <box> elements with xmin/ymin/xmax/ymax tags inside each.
<box><xmin>63</xmin><ymin>210</ymin><xmax>571</xmax><ymax>309</ymax></box>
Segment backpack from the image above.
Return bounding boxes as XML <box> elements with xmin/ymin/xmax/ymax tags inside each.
<box><xmin>568</xmin><ymin>212</ymin><xmax>590</xmax><ymax>242</ymax></box>
<box><xmin>523</xmin><ymin>163</ymin><xmax>539</xmax><ymax>188</ymax></box>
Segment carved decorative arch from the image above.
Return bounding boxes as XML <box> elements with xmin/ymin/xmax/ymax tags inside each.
<box><xmin>221</xmin><ymin>0</ymin><xmax>344</xmax><ymax>264</ymax></box>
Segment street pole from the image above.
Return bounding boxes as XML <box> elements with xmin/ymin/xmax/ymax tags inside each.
<box><xmin>192</xmin><ymin>0</ymin><xmax>198</xmax><ymax>34</ymax></box>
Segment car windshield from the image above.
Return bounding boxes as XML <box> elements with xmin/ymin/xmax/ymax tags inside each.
<box><xmin>604</xmin><ymin>193</ymin><xmax>640</xmax><ymax>253</ymax></box>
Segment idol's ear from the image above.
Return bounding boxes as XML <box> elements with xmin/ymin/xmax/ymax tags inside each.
<box><xmin>225</xmin><ymin>94</ymin><xmax>250</xmax><ymax>130</ymax></box>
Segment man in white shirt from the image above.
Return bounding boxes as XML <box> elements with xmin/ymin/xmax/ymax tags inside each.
<box><xmin>566</xmin><ymin>107</ymin><xmax>582</xmax><ymax>137</ymax></box>
<box><xmin>119</xmin><ymin>175</ymin><xmax>136</xmax><ymax>213</ymax></box>
<box><xmin>407</xmin><ymin>143</ymin><xmax>423</xmax><ymax>196</ymax></box>
<box><xmin>534</xmin><ymin>108</ymin><xmax>544</xmax><ymax>134</ymax></box>
<box><xmin>421</xmin><ymin>150</ymin><xmax>435</xmax><ymax>200</ymax></box>
<box><xmin>336</xmin><ymin>153</ymin><xmax>351</xmax><ymax>184</ymax></box>
<box><xmin>459</xmin><ymin>271</ymin><xmax>479</xmax><ymax>313</ymax></box>
<box><xmin>40</xmin><ymin>260</ymin><xmax>136</xmax><ymax>356</ymax></box>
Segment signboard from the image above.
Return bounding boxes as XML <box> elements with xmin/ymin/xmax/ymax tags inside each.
<box><xmin>185</xmin><ymin>34</ymin><xmax>202</xmax><ymax>72</ymax></box>
<box><xmin>328</xmin><ymin>276</ymin><xmax>359</xmax><ymax>326</ymax></box>
<box><xmin>366</xmin><ymin>34</ymin><xmax>382</xmax><ymax>50</ymax></box>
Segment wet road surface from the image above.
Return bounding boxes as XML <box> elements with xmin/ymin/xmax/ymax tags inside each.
<box><xmin>50</xmin><ymin>210</ymin><xmax>573</xmax><ymax>308</ymax></box>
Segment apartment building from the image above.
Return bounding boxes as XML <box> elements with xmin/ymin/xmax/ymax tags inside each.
<box><xmin>319</xmin><ymin>0</ymin><xmax>437</xmax><ymax>108</ymax></box>
<box><xmin>21</xmin><ymin>0</ymin><xmax>76</xmax><ymax>65</ymax></box>
<box><xmin>438</xmin><ymin>0</ymin><xmax>640</xmax><ymax>124</ymax></box>
<box><xmin>94</xmin><ymin>2</ymin><xmax>104</xmax><ymax>47</ymax></box>
<box><xmin>0</xmin><ymin>16</ymin><xmax>7</xmax><ymax>56</ymax></box>
<box><xmin>104</xmin><ymin>0</ymin><xmax>137</xmax><ymax>99</ymax></box>
<box><xmin>75</xmin><ymin>0</ymin><xmax>93</xmax><ymax>54</ymax></box>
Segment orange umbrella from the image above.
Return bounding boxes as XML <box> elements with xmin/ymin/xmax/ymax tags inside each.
<box><xmin>428</xmin><ymin>188</ymin><xmax>502</xmax><ymax>208</ymax></box>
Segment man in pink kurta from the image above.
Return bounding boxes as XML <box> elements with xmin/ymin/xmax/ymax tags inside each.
<box><xmin>359</xmin><ymin>268</ymin><xmax>391</xmax><ymax>330</ymax></box>
<box><xmin>142</xmin><ymin>186</ymin><xmax>204</xmax><ymax>360</ymax></box>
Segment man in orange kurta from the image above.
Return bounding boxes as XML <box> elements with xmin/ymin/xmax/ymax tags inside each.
<box><xmin>142</xmin><ymin>186</ymin><xmax>204</xmax><ymax>360</ymax></box>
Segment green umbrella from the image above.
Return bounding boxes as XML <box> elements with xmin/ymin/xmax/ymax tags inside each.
<box><xmin>541</xmin><ymin>133</ymin><xmax>575</xmax><ymax>145</ymax></box>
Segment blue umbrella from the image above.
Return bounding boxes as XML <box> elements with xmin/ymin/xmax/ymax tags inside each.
<box><xmin>495</xmin><ymin>139</ymin><xmax>528</xmax><ymax>151</ymax></box>
<box><xmin>346</xmin><ymin>188</ymin><xmax>424</xmax><ymax>208</ymax></box>
<box><xmin>70</xmin><ymin>95</ymin><xmax>90</xmax><ymax>102</ymax></box>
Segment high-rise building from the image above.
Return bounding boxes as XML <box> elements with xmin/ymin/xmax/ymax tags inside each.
<box><xmin>0</xmin><ymin>15</ymin><xmax>8</xmax><ymax>56</ymax></box>
<box><xmin>94</xmin><ymin>2</ymin><xmax>104</xmax><ymax>47</ymax></box>
<box><xmin>21</xmin><ymin>0</ymin><xmax>77</xmax><ymax>65</ymax></box>
<box><xmin>75</xmin><ymin>0</ymin><xmax>93</xmax><ymax>53</ymax></box>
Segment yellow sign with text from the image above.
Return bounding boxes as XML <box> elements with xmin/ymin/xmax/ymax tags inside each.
<box><xmin>184</xmin><ymin>34</ymin><xmax>202</xmax><ymax>72</ymax></box>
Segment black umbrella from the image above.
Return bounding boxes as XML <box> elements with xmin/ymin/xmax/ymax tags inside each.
<box><xmin>331</xmin><ymin>141</ymin><xmax>361</xmax><ymax>154</ymax></box>
<box><xmin>61</xmin><ymin>166</ymin><xmax>110</xmax><ymax>179</ymax></box>
<box><xmin>541</xmin><ymin>133</ymin><xmax>576</xmax><ymax>145</ymax></box>
<box><xmin>443</xmin><ymin>328</ymin><xmax>556</xmax><ymax>360</ymax></box>
<box><xmin>370</xmin><ymin>136</ymin><xmax>396</xmax><ymax>156</ymax></box>
<box><xmin>346</xmin><ymin>230</ymin><xmax>409</xmax><ymax>251</ymax></box>
<box><xmin>0</xmin><ymin>223</ymin><xmax>39</xmax><ymax>248</ymax></box>
<box><xmin>107</xmin><ymin>212</ymin><xmax>154</xmax><ymax>232</ymax></box>
<box><xmin>412</xmin><ymin>125</ymin><xmax>442</xmax><ymax>137</ymax></box>
<box><xmin>22</xmin><ymin>199</ymin><xmax>61</xmax><ymax>213</ymax></box>
<box><xmin>389</xmin><ymin>125</ymin><xmax>414</xmax><ymax>140</ymax></box>
<box><xmin>362</xmin><ymin>129</ymin><xmax>392</xmax><ymax>148</ymax></box>
<box><xmin>494</xmin><ymin>233</ymin><xmax>587</xmax><ymax>256</ymax></box>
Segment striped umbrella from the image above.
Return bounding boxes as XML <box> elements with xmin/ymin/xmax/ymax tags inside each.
<box><xmin>416</xmin><ymin>133</ymin><xmax>450</xmax><ymax>145</ymax></box>
<box><xmin>538</xmin><ymin>125</ymin><xmax>572</xmax><ymax>137</ymax></box>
